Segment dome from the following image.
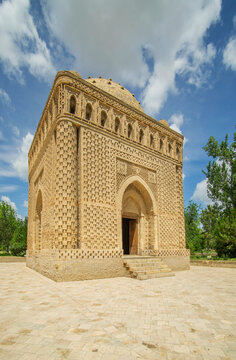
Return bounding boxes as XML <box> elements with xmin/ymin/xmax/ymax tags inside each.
<box><xmin>159</xmin><ymin>119</ymin><xmax>169</xmax><ymax>127</ymax></box>
<box><xmin>69</xmin><ymin>70</ymin><xmax>82</xmax><ymax>78</ymax></box>
<box><xmin>85</xmin><ymin>77</ymin><xmax>144</xmax><ymax>112</ymax></box>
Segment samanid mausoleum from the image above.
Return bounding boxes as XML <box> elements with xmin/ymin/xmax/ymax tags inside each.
<box><xmin>26</xmin><ymin>70</ymin><xmax>190</xmax><ymax>281</ymax></box>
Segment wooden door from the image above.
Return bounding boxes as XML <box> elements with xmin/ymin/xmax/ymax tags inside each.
<box><xmin>129</xmin><ymin>219</ymin><xmax>138</xmax><ymax>255</ymax></box>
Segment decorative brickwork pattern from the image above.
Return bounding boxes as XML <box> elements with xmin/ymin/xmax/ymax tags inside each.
<box><xmin>158</xmin><ymin>161</ymin><xmax>177</xmax><ymax>214</ymax></box>
<box><xmin>58</xmin><ymin>249</ymin><xmax>122</xmax><ymax>260</ymax></box>
<box><xmin>176</xmin><ymin>165</ymin><xmax>186</xmax><ymax>248</ymax></box>
<box><xmin>82</xmin><ymin>204</ymin><xmax>117</xmax><ymax>249</ymax></box>
<box><xmin>159</xmin><ymin>217</ymin><xmax>180</xmax><ymax>249</ymax></box>
<box><xmin>27</xmin><ymin>70</ymin><xmax>189</xmax><ymax>281</ymax></box>
<box><xmin>156</xmin><ymin>249</ymin><xmax>190</xmax><ymax>257</ymax></box>
<box><xmin>116</xmin><ymin>158</ymin><xmax>157</xmax><ymax>200</ymax></box>
<box><xmin>82</xmin><ymin>129</ymin><xmax>112</xmax><ymax>205</ymax></box>
<box><xmin>28</xmin><ymin>248</ymin><xmax>123</xmax><ymax>260</ymax></box>
<box><xmin>27</xmin><ymin>181</ymin><xmax>34</xmax><ymax>251</ymax></box>
<box><xmin>54</xmin><ymin>120</ymin><xmax>78</xmax><ymax>249</ymax></box>
<box><xmin>27</xmin><ymin>137</ymin><xmax>56</xmax><ymax>251</ymax></box>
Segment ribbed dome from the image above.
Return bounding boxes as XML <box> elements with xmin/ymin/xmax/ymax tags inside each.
<box><xmin>86</xmin><ymin>77</ymin><xmax>144</xmax><ymax>112</ymax></box>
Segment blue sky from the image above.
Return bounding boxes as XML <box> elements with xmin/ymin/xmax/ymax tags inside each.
<box><xmin>0</xmin><ymin>0</ymin><xmax>235</xmax><ymax>218</ymax></box>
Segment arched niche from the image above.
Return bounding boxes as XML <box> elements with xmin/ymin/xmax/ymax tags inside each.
<box><xmin>69</xmin><ymin>95</ymin><xmax>76</xmax><ymax>114</ymax></box>
<box><xmin>35</xmin><ymin>190</ymin><xmax>43</xmax><ymax>251</ymax></box>
<box><xmin>117</xmin><ymin>176</ymin><xmax>158</xmax><ymax>255</ymax></box>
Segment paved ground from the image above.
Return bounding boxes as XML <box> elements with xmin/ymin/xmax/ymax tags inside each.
<box><xmin>0</xmin><ymin>264</ymin><xmax>235</xmax><ymax>360</ymax></box>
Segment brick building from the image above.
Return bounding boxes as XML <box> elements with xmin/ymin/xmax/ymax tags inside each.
<box><xmin>26</xmin><ymin>70</ymin><xmax>189</xmax><ymax>281</ymax></box>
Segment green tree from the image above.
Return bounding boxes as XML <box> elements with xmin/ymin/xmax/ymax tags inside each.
<box><xmin>214</xmin><ymin>210</ymin><xmax>236</xmax><ymax>257</ymax></box>
<box><xmin>0</xmin><ymin>201</ymin><xmax>18</xmax><ymax>253</ymax></box>
<box><xmin>203</xmin><ymin>132</ymin><xmax>236</xmax><ymax>213</ymax></box>
<box><xmin>10</xmin><ymin>217</ymin><xmax>27</xmax><ymax>256</ymax></box>
<box><xmin>202</xmin><ymin>130</ymin><xmax>236</xmax><ymax>257</ymax></box>
<box><xmin>184</xmin><ymin>201</ymin><xmax>202</xmax><ymax>254</ymax></box>
<box><xmin>200</xmin><ymin>205</ymin><xmax>219</xmax><ymax>251</ymax></box>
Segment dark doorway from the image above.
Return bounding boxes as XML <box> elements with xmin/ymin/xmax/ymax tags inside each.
<box><xmin>122</xmin><ymin>217</ymin><xmax>138</xmax><ymax>255</ymax></box>
<box><xmin>122</xmin><ymin>218</ymin><xmax>130</xmax><ymax>254</ymax></box>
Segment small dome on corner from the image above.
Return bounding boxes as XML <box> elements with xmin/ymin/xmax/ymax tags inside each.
<box><xmin>69</xmin><ymin>70</ymin><xmax>82</xmax><ymax>78</ymax></box>
<box><xmin>159</xmin><ymin>119</ymin><xmax>169</xmax><ymax>127</ymax></box>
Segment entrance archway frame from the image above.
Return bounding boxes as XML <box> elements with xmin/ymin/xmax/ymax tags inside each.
<box><xmin>117</xmin><ymin>175</ymin><xmax>159</xmax><ymax>255</ymax></box>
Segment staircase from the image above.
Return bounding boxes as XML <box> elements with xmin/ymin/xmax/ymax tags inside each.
<box><xmin>123</xmin><ymin>256</ymin><xmax>175</xmax><ymax>280</ymax></box>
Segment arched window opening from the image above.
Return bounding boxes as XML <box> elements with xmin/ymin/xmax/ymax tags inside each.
<box><xmin>139</xmin><ymin>129</ymin><xmax>144</xmax><ymax>144</ymax></box>
<box><xmin>86</xmin><ymin>103</ymin><xmax>92</xmax><ymax>120</ymax></box>
<box><xmin>160</xmin><ymin>138</ymin><xmax>163</xmax><ymax>151</ymax></box>
<box><xmin>54</xmin><ymin>130</ymin><xmax>57</xmax><ymax>144</ymax></box>
<box><xmin>168</xmin><ymin>143</ymin><xmax>172</xmax><ymax>154</ymax></box>
<box><xmin>115</xmin><ymin>117</ymin><xmax>120</xmax><ymax>133</ymax></box>
<box><xmin>150</xmin><ymin>134</ymin><xmax>154</xmax><ymax>148</ymax></box>
<box><xmin>176</xmin><ymin>146</ymin><xmax>180</xmax><ymax>159</ymax></box>
<box><xmin>128</xmin><ymin>124</ymin><xmax>132</xmax><ymax>139</ymax></box>
<box><xmin>101</xmin><ymin>110</ymin><xmax>107</xmax><ymax>127</ymax></box>
<box><xmin>70</xmin><ymin>95</ymin><xmax>76</xmax><ymax>114</ymax></box>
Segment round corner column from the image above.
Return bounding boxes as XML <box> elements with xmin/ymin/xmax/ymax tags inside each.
<box><xmin>54</xmin><ymin>120</ymin><xmax>78</xmax><ymax>249</ymax></box>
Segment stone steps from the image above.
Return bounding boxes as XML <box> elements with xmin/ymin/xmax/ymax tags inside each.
<box><xmin>123</xmin><ymin>256</ymin><xmax>174</xmax><ymax>280</ymax></box>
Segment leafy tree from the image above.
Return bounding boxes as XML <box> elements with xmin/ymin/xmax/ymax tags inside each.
<box><xmin>203</xmin><ymin>132</ymin><xmax>236</xmax><ymax>213</ymax></box>
<box><xmin>200</xmin><ymin>205</ymin><xmax>219</xmax><ymax>251</ymax></box>
<box><xmin>184</xmin><ymin>201</ymin><xmax>202</xmax><ymax>253</ymax></box>
<box><xmin>10</xmin><ymin>217</ymin><xmax>27</xmax><ymax>256</ymax></box>
<box><xmin>202</xmin><ymin>130</ymin><xmax>236</xmax><ymax>257</ymax></box>
<box><xmin>0</xmin><ymin>201</ymin><xmax>18</xmax><ymax>252</ymax></box>
<box><xmin>214</xmin><ymin>210</ymin><xmax>236</xmax><ymax>258</ymax></box>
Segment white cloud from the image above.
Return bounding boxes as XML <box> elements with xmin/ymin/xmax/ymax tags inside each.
<box><xmin>0</xmin><ymin>0</ymin><xmax>55</xmax><ymax>82</ymax></box>
<box><xmin>169</xmin><ymin>113</ymin><xmax>184</xmax><ymax>133</ymax></box>
<box><xmin>169</xmin><ymin>113</ymin><xmax>188</xmax><ymax>146</ymax></box>
<box><xmin>183</xmin><ymin>173</ymin><xmax>186</xmax><ymax>180</ymax></box>
<box><xmin>191</xmin><ymin>179</ymin><xmax>213</xmax><ymax>205</ymax></box>
<box><xmin>23</xmin><ymin>200</ymin><xmax>28</xmax><ymax>208</ymax></box>
<box><xmin>42</xmin><ymin>0</ymin><xmax>221</xmax><ymax>115</ymax></box>
<box><xmin>223</xmin><ymin>36</ymin><xmax>236</xmax><ymax>71</ymax></box>
<box><xmin>0</xmin><ymin>185</ymin><xmax>18</xmax><ymax>192</ymax></box>
<box><xmin>0</xmin><ymin>132</ymin><xmax>33</xmax><ymax>180</ymax></box>
<box><xmin>11</xmin><ymin>132</ymin><xmax>33</xmax><ymax>180</ymax></box>
<box><xmin>1</xmin><ymin>195</ymin><xmax>17</xmax><ymax>211</ymax></box>
<box><xmin>0</xmin><ymin>88</ymin><xmax>11</xmax><ymax>105</ymax></box>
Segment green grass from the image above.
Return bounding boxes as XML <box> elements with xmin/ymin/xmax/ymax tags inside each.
<box><xmin>0</xmin><ymin>251</ymin><xmax>25</xmax><ymax>257</ymax></box>
<box><xmin>191</xmin><ymin>254</ymin><xmax>236</xmax><ymax>261</ymax></box>
<box><xmin>0</xmin><ymin>252</ymin><xmax>12</xmax><ymax>256</ymax></box>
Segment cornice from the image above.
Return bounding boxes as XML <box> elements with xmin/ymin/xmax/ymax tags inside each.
<box><xmin>55</xmin><ymin>71</ymin><xmax>184</xmax><ymax>140</ymax></box>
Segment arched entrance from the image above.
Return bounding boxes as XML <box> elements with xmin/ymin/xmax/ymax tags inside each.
<box><xmin>118</xmin><ymin>176</ymin><xmax>158</xmax><ymax>255</ymax></box>
<box><xmin>35</xmin><ymin>190</ymin><xmax>42</xmax><ymax>250</ymax></box>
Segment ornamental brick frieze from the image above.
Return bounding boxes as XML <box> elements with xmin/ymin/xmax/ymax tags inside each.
<box><xmin>116</xmin><ymin>158</ymin><xmax>157</xmax><ymax>200</ymax></box>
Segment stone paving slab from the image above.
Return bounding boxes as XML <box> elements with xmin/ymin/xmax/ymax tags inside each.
<box><xmin>0</xmin><ymin>264</ymin><xmax>235</xmax><ymax>359</ymax></box>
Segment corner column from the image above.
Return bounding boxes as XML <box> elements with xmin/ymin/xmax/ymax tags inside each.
<box><xmin>54</xmin><ymin>120</ymin><xmax>78</xmax><ymax>249</ymax></box>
